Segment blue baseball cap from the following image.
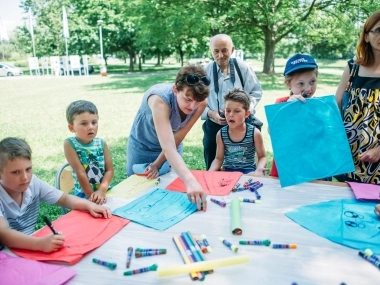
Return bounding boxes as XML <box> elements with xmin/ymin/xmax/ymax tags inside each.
<box><xmin>283</xmin><ymin>53</ymin><xmax>318</xmax><ymax>76</ymax></box>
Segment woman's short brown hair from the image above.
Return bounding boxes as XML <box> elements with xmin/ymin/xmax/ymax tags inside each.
<box><xmin>175</xmin><ymin>65</ymin><xmax>210</xmax><ymax>102</ymax></box>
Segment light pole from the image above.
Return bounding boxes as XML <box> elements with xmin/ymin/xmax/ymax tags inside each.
<box><xmin>97</xmin><ymin>20</ymin><xmax>106</xmax><ymax>75</ymax></box>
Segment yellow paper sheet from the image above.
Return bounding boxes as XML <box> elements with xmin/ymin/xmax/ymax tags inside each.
<box><xmin>106</xmin><ymin>175</ymin><xmax>156</xmax><ymax>199</ymax></box>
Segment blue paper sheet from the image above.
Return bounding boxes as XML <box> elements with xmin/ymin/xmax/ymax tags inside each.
<box><xmin>112</xmin><ymin>188</ymin><xmax>197</xmax><ymax>231</ymax></box>
<box><xmin>285</xmin><ymin>199</ymin><xmax>380</xmax><ymax>253</ymax></box>
<box><xmin>265</xmin><ymin>95</ymin><xmax>354</xmax><ymax>187</ymax></box>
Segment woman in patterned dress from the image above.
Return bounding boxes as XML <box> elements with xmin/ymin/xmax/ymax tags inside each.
<box><xmin>335</xmin><ymin>10</ymin><xmax>380</xmax><ymax>185</ymax></box>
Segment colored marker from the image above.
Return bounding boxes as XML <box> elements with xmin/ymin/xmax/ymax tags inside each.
<box><xmin>43</xmin><ymin>216</ymin><xmax>58</xmax><ymax>235</ymax></box>
<box><xmin>135</xmin><ymin>249</ymin><xmax>166</xmax><ymax>258</ymax></box>
<box><xmin>126</xmin><ymin>247</ymin><xmax>133</xmax><ymax>268</ymax></box>
<box><xmin>238</xmin><ymin>197</ymin><xmax>260</xmax><ymax>203</ymax></box>
<box><xmin>272</xmin><ymin>244</ymin><xmax>297</xmax><ymax>249</ymax></box>
<box><xmin>232</xmin><ymin>183</ymin><xmax>240</xmax><ymax>192</ymax></box>
<box><xmin>219</xmin><ymin>237</ymin><xmax>238</xmax><ymax>252</ymax></box>
<box><xmin>200</xmin><ymin>234</ymin><xmax>212</xmax><ymax>253</ymax></box>
<box><xmin>135</xmin><ymin>248</ymin><xmax>167</xmax><ymax>252</ymax></box>
<box><xmin>358</xmin><ymin>251</ymin><xmax>380</xmax><ymax>268</ymax></box>
<box><xmin>363</xmin><ymin>249</ymin><xmax>380</xmax><ymax>262</ymax></box>
<box><xmin>253</xmin><ymin>189</ymin><xmax>261</xmax><ymax>200</ymax></box>
<box><xmin>239</xmin><ymin>239</ymin><xmax>271</xmax><ymax>246</ymax></box>
<box><xmin>155</xmin><ymin>177</ymin><xmax>161</xmax><ymax>185</ymax></box>
<box><xmin>179</xmin><ymin>235</ymin><xmax>205</xmax><ymax>280</ymax></box>
<box><xmin>92</xmin><ymin>258</ymin><xmax>117</xmax><ymax>270</ymax></box>
<box><xmin>194</xmin><ymin>237</ymin><xmax>208</xmax><ymax>253</ymax></box>
<box><xmin>124</xmin><ymin>264</ymin><xmax>158</xmax><ymax>276</ymax></box>
<box><xmin>172</xmin><ymin>236</ymin><xmax>199</xmax><ymax>280</ymax></box>
<box><xmin>210</xmin><ymin>198</ymin><xmax>226</xmax><ymax>207</ymax></box>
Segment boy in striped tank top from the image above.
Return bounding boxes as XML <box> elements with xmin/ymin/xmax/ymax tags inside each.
<box><xmin>64</xmin><ymin>100</ymin><xmax>114</xmax><ymax>205</ymax></box>
<box><xmin>209</xmin><ymin>88</ymin><xmax>267</xmax><ymax>175</ymax></box>
<box><xmin>0</xmin><ymin>137</ymin><xmax>111</xmax><ymax>252</ymax></box>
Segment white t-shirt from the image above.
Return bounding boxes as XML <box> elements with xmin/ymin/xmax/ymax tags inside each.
<box><xmin>0</xmin><ymin>175</ymin><xmax>63</xmax><ymax>235</ymax></box>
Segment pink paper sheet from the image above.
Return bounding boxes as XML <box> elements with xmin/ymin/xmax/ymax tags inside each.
<box><xmin>347</xmin><ymin>182</ymin><xmax>380</xmax><ymax>200</ymax></box>
<box><xmin>0</xmin><ymin>252</ymin><xmax>76</xmax><ymax>285</ymax></box>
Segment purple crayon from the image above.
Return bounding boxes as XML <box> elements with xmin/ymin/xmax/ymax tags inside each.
<box><xmin>210</xmin><ymin>198</ymin><xmax>226</xmax><ymax>207</ymax></box>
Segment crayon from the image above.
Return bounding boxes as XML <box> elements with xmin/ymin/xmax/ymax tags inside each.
<box><xmin>126</xmin><ymin>247</ymin><xmax>133</xmax><ymax>268</ymax></box>
<box><xmin>92</xmin><ymin>258</ymin><xmax>117</xmax><ymax>270</ymax></box>
<box><xmin>200</xmin><ymin>234</ymin><xmax>212</xmax><ymax>253</ymax></box>
<box><xmin>124</xmin><ymin>264</ymin><xmax>158</xmax><ymax>276</ymax></box>
<box><xmin>272</xmin><ymin>244</ymin><xmax>297</xmax><ymax>249</ymax></box>
<box><xmin>239</xmin><ymin>239</ymin><xmax>271</xmax><ymax>246</ymax></box>
<box><xmin>210</xmin><ymin>198</ymin><xmax>226</xmax><ymax>207</ymax></box>
<box><xmin>219</xmin><ymin>237</ymin><xmax>238</xmax><ymax>252</ymax></box>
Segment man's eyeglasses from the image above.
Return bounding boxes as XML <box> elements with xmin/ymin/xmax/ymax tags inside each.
<box><xmin>368</xmin><ymin>27</ymin><xmax>380</xmax><ymax>36</ymax></box>
<box><xmin>180</xmin><ymin>74</ymin><xmax>211</xmax><ymax>86</ymax></box>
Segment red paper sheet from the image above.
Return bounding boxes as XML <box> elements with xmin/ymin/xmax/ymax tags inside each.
<box><xmin>11</xmin><ymin>210</ymin><xmax>129</xmax><ymax>265</ymax></box>
<box><xmin>165</xmin><ymin>170</ymin><xmax>242</xmax><ymax>195</ymax></box>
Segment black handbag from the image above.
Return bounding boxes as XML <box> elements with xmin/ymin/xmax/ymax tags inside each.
<box><xmin>341</xmin><ymin>61</ymin><xmax>359</xmax><ymax>118</ymax></box>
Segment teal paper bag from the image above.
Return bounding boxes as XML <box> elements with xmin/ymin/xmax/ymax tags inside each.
<box><xmin>265</xmin><ymin>95</ymin><xmax>354</xmax><ymax>187</ymax></box>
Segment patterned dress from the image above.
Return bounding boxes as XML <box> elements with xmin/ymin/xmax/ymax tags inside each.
<box><xmin>343</xmin><ymin>60</ymin><xmax>380</xmax><ymax>184</ymax></box>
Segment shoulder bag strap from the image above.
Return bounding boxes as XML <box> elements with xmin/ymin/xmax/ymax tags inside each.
<box><xmin>232</xmin><ymin>58</ymin><xmax>244</xmax><ymax>88</ymax></box>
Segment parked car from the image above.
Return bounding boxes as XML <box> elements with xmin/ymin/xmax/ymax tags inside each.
<box><xmin>59</xmin><ymin>61</ymin><xmax>94</xmax><ymax>75</ymax></box>
<box><xmin>0</xmin><ymin>63</ymin><xmax>23</xmax><ymax>76</ymax></box>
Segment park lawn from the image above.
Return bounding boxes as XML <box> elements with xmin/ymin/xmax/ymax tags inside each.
<box><xmin>0</xmin><ymin>60</ymin><xmax>344</xmax><ymax>228</ymax></box>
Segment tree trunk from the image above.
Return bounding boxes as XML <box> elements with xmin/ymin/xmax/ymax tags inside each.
<box><xmin>179</xmin><ymin>48</ymin><xmax>184</xmax><ymax>67</ymax></box>
<box><xmin>128</xmin><ymin>51</ymin><xmax>135</xmax><ymax>71</ymax></box>
<box><xmin>138</xmin><ymin>55</ymin><xmax>142</xmax><ymax>71</ymax></box>
<box><xmin>156</xmin><ymin>50</ymin><xmax>161</xmax><ymax>65</ymax></box>
<box><xmin>262</xmin><ymin>30</ymin><xmax>276</xmax><ymax>74</ymax></box>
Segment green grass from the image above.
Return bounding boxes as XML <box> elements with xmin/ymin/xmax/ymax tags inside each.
<box><xmin>0</xmin><ymin>59</ymin><xmax>345</xmax><ymax>229</ymax></box>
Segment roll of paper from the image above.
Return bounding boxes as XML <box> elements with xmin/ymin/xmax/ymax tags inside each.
<box><xmin>230</xmin><ymin>198</ymin><xmax>242</xmax><ymax>235</ymax></box>
<box><xmin>157</xmin><ymin>255</ymin><xmax>250</xmax><ymax>277</ymax></box>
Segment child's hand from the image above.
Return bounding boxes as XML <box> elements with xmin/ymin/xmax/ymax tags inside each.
<box><xmin>88</xmin><ymin>204</ymin><xmax>112</xmax><ymax>219</ymax></box>
<box><xmin>375</xmin><ymin>204</ymin><xmax>380</xmax><ymax>217</ymax></box>
<box><xmin>39</xmin><ymin>233</ymin><xmax>65</xmax><ymax>252</ymax></box>
<box><xmin>89</xmin><ymin>191</ymin><xmax>107</xmax><ymax>205</ymax></box>
<box><xmin>145</xmin><ymin>163</ymin><xmax>159</xmax><ymax>179</ymax></box>
<box><xmin>288</xmin><ymin>95</ymin><xmax>306</xmax><ymax>103</ymax></box>
<box><xmin>248</xmin><ymin>167</ymin><xmax>268</xmax><ymax>177</ymax></box>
